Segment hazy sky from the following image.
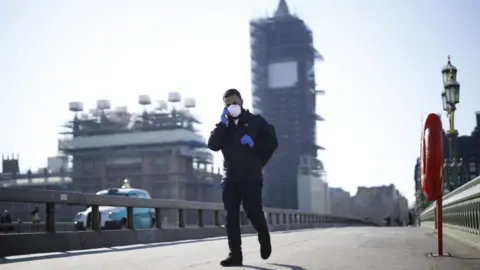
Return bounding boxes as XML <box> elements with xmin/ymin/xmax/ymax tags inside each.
<box><xmin>1</xmin><ymin>0</ymin><xmax>479</xmax><ymax>204</ymax></box>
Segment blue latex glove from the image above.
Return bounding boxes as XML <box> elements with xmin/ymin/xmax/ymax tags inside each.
<box><xmin>221</xmin><ymin>107</ymin><xmax>229</xmax><ymax>126</ymax></box>
<box><xmin>240</xmin><ymin>134</ymin><xmax>254</xmax><ymax>148</ymax></box>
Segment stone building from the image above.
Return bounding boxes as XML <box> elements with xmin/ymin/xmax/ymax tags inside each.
<box><xmin>329</xmin><ymin>185</ymin><xmax>409</xmax><ymax>224</ymax></box>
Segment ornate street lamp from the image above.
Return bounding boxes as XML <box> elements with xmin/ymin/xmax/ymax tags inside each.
<box><xmin>441</xmin><ymin>56</ymin><xmax>462</xmax><ymax>192</ymax></box>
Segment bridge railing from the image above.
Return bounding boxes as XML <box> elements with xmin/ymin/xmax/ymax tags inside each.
<box><xmin>0</xmin><ymin>187</ymin><xmax>377</xmax><ymax>257</ymax></box>
<box><xmin>419</xmin><ymin>176</ymin><xmax>480</xmax><ymax>241</ymax></box>
<box><xmin>0</xmin><ymin>222</ymin><xmax>74</xmax><ymax>233</ymax></box>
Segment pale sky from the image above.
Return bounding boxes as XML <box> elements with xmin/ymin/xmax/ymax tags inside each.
<box><xmin>1</xmin><ymin>0</ymin><xmax>479</xmax><ymax>205</ymax></box>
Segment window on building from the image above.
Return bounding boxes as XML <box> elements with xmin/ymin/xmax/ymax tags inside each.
<box><xmin>154</xmin><ymin>158</ymin><xmax>165</xmax><ymax>165</ymax></box>
<box><xmin>469</xmin><ymin>162</ymin><xmax>476</xmax><ymax>173</ymax></box>
<box><xmin>81</xmin><ymin>159</ymin><xmax>95</xmax><ymax>176</ymax></box>
<box><xmin>83</xmin><ymin>159</ymin><xmax>94</xmax><ymax>170</ymax></box>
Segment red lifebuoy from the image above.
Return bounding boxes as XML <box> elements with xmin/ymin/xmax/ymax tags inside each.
<box><xmin>421</xmin><ymin>113</ymin><xmax>444</xmax><ymax>201</ymax></box>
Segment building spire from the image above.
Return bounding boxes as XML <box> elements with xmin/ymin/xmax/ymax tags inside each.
<box><xmin>274</xmin><ymin>0</ymin><xmax>290</xmax><ymax>17</ymax></box>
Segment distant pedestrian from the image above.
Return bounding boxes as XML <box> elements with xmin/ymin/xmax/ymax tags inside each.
<box><xmin>31</xmin><ymin>206</ymin><xmax>41</xmax><ymax>223</ymax></box>
<box><xmin>383</xmin><ymin>216</ymin><xmax>391</xmax><ymax>227</ymax></box>
<box><xmin>1</xmin><ymin>210</ymin><xmax>12</xmax><ymax>233</ymax></box>
<box><xmin>1</xmin><ymin>210</ymin><xmax>11</xmax><ymax>223</ymax></box>
<box><xmin>408</xmin><ymin>211</ymin><xmax>414</xmax><ymax>226</ymax></box>
<box><xmin>394</xmin><ymin>217</ymin><xmax>401</xmax><ymax>226</ymax></box>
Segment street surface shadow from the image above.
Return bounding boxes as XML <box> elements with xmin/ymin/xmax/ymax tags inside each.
<box><xmin>269</xmin><ymin>263</ymin><xmax>307</xmax><ymax>270</ymax></box>
<box><xmin>243</xmin><ymin>266</ymin><xmax>273</xmax><ymax>270</ymax></box>
<box><xmin>0</xmin><ymin>230</ymin><xmax>303</xmax><ymax>264</ymax></box>
<box><xmin>451</xmin><ymin>255</ymin><xmax>480</xmax><ymax>260</ymax></box>
<box><xmin>0</xmin><ymin>236</ymin><xmax>227</xmax><ymax>264</ymax></box>
<box><xmin>242</xmin><ymin>264</ymin><xmax>307</xmax><ymax>270</ymax></box>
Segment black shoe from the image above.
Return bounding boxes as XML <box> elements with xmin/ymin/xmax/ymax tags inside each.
<box><xmin>220</xmin><ymin>253</ymin><xmax>243</xmax><ymax>267</ymax></box>
<box><xmin>259</xmin><ymin>233</ymin><xmax>272</xmax><ymax>260</ymax></box>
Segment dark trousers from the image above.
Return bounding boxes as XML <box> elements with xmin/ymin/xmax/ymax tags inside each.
<box><xmin>222</xmin><ymin>179</ymin><xmax>269</xmax><ymax>254</ymax></box>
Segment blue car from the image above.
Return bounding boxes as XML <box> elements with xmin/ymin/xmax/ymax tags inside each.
<box><xmin>74</xmin><ymin>187</ymin><xmax>155</xmax><ymax>230</ymax></box>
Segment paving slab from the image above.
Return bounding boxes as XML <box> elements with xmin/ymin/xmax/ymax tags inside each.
<box><xmin>1</xmin><ymin>227</ymin><xmax>480</xmax><ymax>270</ymax></box>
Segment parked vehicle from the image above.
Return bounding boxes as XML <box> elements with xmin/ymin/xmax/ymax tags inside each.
<box><xmin>73</xmin><ymin>186</ymin><xmax>154</xmax><ymax>231</ymax></box>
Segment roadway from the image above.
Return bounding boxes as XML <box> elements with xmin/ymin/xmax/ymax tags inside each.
<box><xmin>1</xmin><ymin>227</ymin><xmax>480</xmax><ymax>269</ymax></box>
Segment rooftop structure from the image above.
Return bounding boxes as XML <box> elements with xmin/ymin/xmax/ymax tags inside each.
<box><xmin>58</xmin><ymin>93</ymin><xmax>221</xmax><ymax>203</ymax></box>
<box><xmin>60</xmin><ymin>93</ymin><xmax>206</xmax><ymax>154</ymax></box>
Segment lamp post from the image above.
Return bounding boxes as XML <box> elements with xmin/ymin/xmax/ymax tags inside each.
<box><xmin>441</xmin><ymin>56</ymin><xmax>461</xmax><ymax>193</ymax></box>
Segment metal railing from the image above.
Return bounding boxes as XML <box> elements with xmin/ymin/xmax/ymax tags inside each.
<box><xmin>0</xmin><ymin>222</ymin><xmax>74</xmax><ymax>233</ymax></box>
<box><xmin>0</xmin><ymin>187</ymin><xmax>377</xmax><ymax>257</ymax></box>
<box><xmin>420</xmin><ymin>176</ymin><xmax>480</xmax><ymax>239</ymax></box>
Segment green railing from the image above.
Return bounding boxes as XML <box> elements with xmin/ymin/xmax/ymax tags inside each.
<box><xmin>420</xmin><ymin>176</ymin><xmax>480</xmax><ymax>239</ymax></box>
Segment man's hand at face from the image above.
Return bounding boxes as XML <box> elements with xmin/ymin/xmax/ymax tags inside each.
<box><xmin>221</xmin><ymin>107</ymin><xmax>229</xmax><ymax>126</ymax></box>
<box><xmin>240</xmin><ymin>134</ymin><xmax>254</xmax><ymax>148</ymax></box>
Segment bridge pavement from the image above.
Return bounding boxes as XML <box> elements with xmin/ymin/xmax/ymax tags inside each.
<box><xmin>1</xmin><ymin>227</ymin><xmax>480</xmax><ymax>270</ymax></box>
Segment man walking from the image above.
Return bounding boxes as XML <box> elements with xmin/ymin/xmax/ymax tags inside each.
<box><xmin>208</xmin><ymin>89</ymin><xmax>278</xmax><ymax>267</ymax></box>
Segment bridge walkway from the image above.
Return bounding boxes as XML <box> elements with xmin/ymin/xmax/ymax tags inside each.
<box><xmin>1</xmin><ymin>227</ymin><xmax>480</xmax><ymax>270</ymax></box>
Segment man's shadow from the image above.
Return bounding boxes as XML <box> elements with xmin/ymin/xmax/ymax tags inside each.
<box><xmin>243</xmin><ymin>263</ymin><xmax>307</xmax><ymax>270</ymax></box>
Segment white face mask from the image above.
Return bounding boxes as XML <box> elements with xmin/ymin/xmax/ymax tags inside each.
<box><xmin>227</xmin><ymin>104</ymin><xmax>242</xmax><ymax>118</ymax></box>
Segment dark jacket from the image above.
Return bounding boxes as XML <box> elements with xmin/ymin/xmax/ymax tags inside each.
<box><xmin>208</xmin><ymin>110</ymin><xmax>278</xmax><ymax>182</ymax></box>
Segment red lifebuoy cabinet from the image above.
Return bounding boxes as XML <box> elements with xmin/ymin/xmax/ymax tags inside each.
<box><xmin>421</xmin><ymin>113</ymin><xmax>444</xmax><ymax>201</ymax></box>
